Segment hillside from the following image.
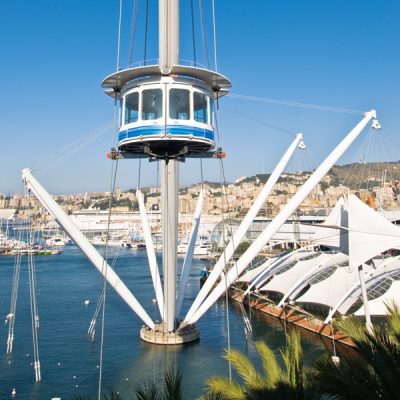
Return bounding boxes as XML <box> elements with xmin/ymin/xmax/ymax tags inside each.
<box><xmin>329</xmin><ymin>161</ymin><xmax>400</xmax><ymax>189</ymax></box>
<box><xmin>238</xmin><ymin>161</ymin><xmax>400</xmax><ymax>190</ymax></box>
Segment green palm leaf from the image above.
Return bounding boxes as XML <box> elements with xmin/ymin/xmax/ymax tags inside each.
<box><xmin>255</xmin><ymin>340</ymin><xmax>281</xmax><ymax>388</ymax></box>
<box><xmin>163</xmin><ymin>367</ymin><xmax>183</xmax><ymax>400</ymax></box>
<box><xmin>135</xmin><ymin>381</ymin><xmax>161</xmax><ymax>400</ymax></box>
<box><xmin>316</xmin><ymin>306</ymin><xmax>400</xmax><ymax>400</ymax></box>
<box><xmin>386</xmin><ymin>301</ymin><xmax>400</xmax><ymax>343</ymax></box>
<box><xmin>280</xmin><ymin>329</ymin><xmax>303</xmax><ymax>391</ymax></box>
<box><xmin>315</xmin><ymin>353</ymin><xmax>382</xmax><ymax>400</ymax></box>
<box><xmin>197</xmin><ymin>391</ymin><xmax>223</xmax><ymax>400</ymax></box>
<box><xmin>224</xmin><ymin>349</ymin><xmax>266</xmax><ymax>391</ymax></box>
<box><xmin>104</xmin><ymin>391</ymin><xmax>123</xmax><ymax>400</ymax></box>
<box><xmin>206</xmin><ymin>376</ymin><xmax>247</xmax><ymax>399</ymax></box>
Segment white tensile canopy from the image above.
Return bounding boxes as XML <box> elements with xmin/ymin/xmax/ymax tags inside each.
<box><xmin>313</xmin><ymin>196</ymin><xmax>348</xmax><ymax>251</ymax></box>
<box><xmin>254</xmin><ymin>250</ymin><xmax>317</xmax><ymax>289</ymax></box>
<box><xmin>238</xmin><ymin>257</ymin><xmax>278</xmax><ymax>283</ymax></box>
<box><xmin>295</xmin><ymin>262</ymin><xmax>371</xmax><ymax>310</ymax></box>
<box><xmin>277</xmin><ymin>252</ymin><xmax>348</xmax><ymax>307</ymax></box>
<box><xmin>259</xmin><ymin>252</ymin><xmax>331</xmax><ymax>295</ymax></box>
<box><xmin>355</xmin><ymin>280</ymin><xmax>400</xmax><ymax>316</ymax></box>
<box><xmin>348</xmin><ymin>194</ymin><xmax>400</xmax><ymax>269</ymax></box>
<box><xmin>297</xmin><ymin>194</ymin><xmax>400</xmax><ymax>317</ymax></box>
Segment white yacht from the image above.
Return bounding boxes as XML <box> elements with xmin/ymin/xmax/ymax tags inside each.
<box><xmin>177</xmin><ymin>241</ymin><xmax>211</xmax><ymax>256</ymax></box>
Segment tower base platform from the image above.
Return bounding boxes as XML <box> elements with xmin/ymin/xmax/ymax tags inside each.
<box><xmin>140</xmin><ymin>323</ymin><xmax>200</xmax><ymax>345</ymax></box>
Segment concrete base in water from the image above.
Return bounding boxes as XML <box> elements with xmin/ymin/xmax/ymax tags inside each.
<box><xmin>140</xmin><ymin>323</ymin><xmax>200</xmax><ymax>345</ymax></box>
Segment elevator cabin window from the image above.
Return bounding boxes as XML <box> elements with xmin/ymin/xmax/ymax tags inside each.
<box><xmin>124</xmin><ymin>92</ymin><xmax>139</xmax><ymax>124</ymax></box>
<box><xmin>169</xmin><ymin>89</ymin><xmax>190</xmax><ymax>120</ymax></box>
<box><xmin>193</xmin><ymin>92</ymin><xmax>209</xmax><ymax>124</ymax></box>
<box><xmin>142</xmin><ymin>89</ymin><xmax>162</xmax><ymax>120</ymax></box>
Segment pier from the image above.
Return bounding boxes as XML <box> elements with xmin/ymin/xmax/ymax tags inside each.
<box><xmin>230</xmin><ymin>288</ymin><xmax>356</xmax><ymax>348</ymax></box>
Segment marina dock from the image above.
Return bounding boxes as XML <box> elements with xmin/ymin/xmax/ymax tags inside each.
<box><xmin>230</xmin><ymin>288</ymin><xmax>356</xmax><ymax>348</ymax></box>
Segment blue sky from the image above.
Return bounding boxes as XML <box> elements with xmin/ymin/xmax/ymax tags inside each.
<box><xmin>1</xmin><ymin>0</ymin><xmax>399</xmax><ymax>194</ymax></box>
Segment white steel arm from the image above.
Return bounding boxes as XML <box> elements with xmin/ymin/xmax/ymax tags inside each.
<box><xmin>22</xmin><ymin>168</ymin><xmax>155</xmax><ymax>329</ymax></box>
<box><xmin>137</xmin><ymin>189</ymin><xmax>164</xmax><ymax>319</ymax></box>
<box><xmin>184</xmin><ymin>133</ymin><xmax>303</xmax><ymax>323</ymax></box>
<box><xmin>176</xmin><ymin>189</ymin><xmax>204</xmax><ymax>317</ymax></box>
<box><xmin>184</xmin><ymin>110</ymin><xmax>376</xmax><ymax>326</ymax></box>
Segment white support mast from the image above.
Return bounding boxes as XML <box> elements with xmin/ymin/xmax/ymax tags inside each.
<box><xmin>22</xmin><ymin>168</ymin><xmax>155</xmax><ymax>329</ymax></box>
<box><xmin>159</xmin><ymin>0</ymin><xmax>180</xmax><ymax>333</ymax></box>
<box><xmin>161</xmin><ymin>160</ymin><xmax>179</xmax><ymax>332</ymax></box>
<box><xmin>358</xmin><ymin>265</ymin><xmax>373</xmax><ymax>333</ymax></box>
<box><xmin>102</xmin><ymin>0</ymin><xmax>229</xmax><ymax>344</ymax></box>
<box><xmin>137</xmin><ymin>189</ymin><xmax>164</xmax><ymax>319</ymax></box>
<box><xmin>184</xmin><ymin>110</ymin><xmax>376</xmax><ymax>326</ymax></box>
<box><xmin>184</xmin><ymin>132</ymin><xmax>303</xmax><ymax>323</ymax></box>
<box><xmin>159</xmin><ymin>0</ymin><xmax>179</xmax><ymax>75</ymax></box>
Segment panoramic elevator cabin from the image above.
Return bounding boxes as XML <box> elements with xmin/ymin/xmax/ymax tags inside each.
<box><xmin>102</xmin><ymin>0</ymin><xmax>230</xmax><ymax>343</ymax></box>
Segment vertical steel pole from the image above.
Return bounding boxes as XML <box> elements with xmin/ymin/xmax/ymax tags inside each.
<box><xmin>161</xmin><ymin>160</ymin><xmax>179</xmax><ymax>331</ymax></box>
<box><xmin>358</xmin><ymin>265</ymin><xmax>373</xmax><ymax>333</ymax></box>
<box><xmin>159</xmin><ymin>0</ymin><xmax>179</xmax><ymax>73</ymax></box>
<box><xmin>159</xmin><ymin>0</ymin><xmax>180</xmax><ymax>332</ymax></box>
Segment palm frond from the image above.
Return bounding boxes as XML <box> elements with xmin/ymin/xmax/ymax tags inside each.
<box><xmin>224</xmin><ymin>349</ymin><xmax>266</xmax><ymax>390</ymax></box>
<box><xmin>385</xmin><ymin>300</ymin><xmax>400</xmax><ymax>344</ymax></box>
<box><xmin>197</xmin><ymin>390</ymin><xmax>223</xmax><ymax>400</ymax></box>
<box><xmin>334</xmin><ymin>316</ymin><xmax>368</xmax><ymax>343</ymax></box>
<box><xmin>135</xmin><ymin>381</ymin><xmax>161</xmax><ymax>400</ymax></box>
<box><xmin>206</xmin><ymin>376</ymin><xmax>247</xmax><ymax>400</ymax></box>
<box><xmin>280</xmin><ymin>330</ymin><xmax>303</xmax><ymax>390</ymax></box>
<box><xmin>358</xmin><ymin>329</ymin><xmax>400</xmax><ymax>399</ymax></box>
<box><xmin>104</xmin><ymin>391</ymin><xmax>123</xmax><ymax>400</ymax></box>
<box><xmin>314</xmin><ymin>353</ymin><xmax>382</xmax><ymax>400</ymax></box>
<box><xmin>255</xmin><ymin>340</ymin><xmax>281</xmax><ymax>388</ymax></box>
<box><xmin>163</xmin><ymin>367</ymin><xmax>182</xmax><ymax>400</ymax></box>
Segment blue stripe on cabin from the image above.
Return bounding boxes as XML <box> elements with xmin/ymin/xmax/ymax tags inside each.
<box><xmin>118</xmin><ymin>125</ymin><xmax>214</xmax><ymax>142</ymax></box>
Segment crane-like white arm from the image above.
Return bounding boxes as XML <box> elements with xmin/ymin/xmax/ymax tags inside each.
<box><xmin>137</xmin><ymin>189</ymin><xmax>164</xmax><ymax>319</ymax></box>
<box><xmin>176</xmin><ymin>189</ymin><xmax>204</xmax><ymax>317</ymax></box>
<box><xmin>22</xmin><ymin>168</ymin><xmax>155</xmax><ymax>329</ymax></box>
<box><xmin>184</xmin><ymin>133</ymin><xmax>303</xmax><ymax>323</ymax></box>
<box><xmin>184</xmin><ymin>110</ymin><xmax>376</xmax><ymax>326</ymax></box>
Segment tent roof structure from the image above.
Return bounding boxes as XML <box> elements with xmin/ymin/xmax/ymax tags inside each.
<box><xmin>355</xmin><ymin>278</ymin><xmax>400</xmax><ymax>316</ymax></box>
<box><xmin>259</xmin><ymin>252</ymin><xmax>331</xmax><ymax>295</ymax></box>
<box><xmin>313</xmin><ymin>196</ymin><xmax>348</xmax><ymax>251</ymax></box>
<box><xmin>254</xmin><ymin>249</ymin><xmax>317</xmax><ymax>290</ymax></box>
<box><xmin>295</xmin><ymin>195</ymin><xmax>400</xmax><ymax>319</ymax></box>
<box><xmin>296</xmin><ymin>262</ymin><xmax>372</xmax><ymax>311</ymax></box>
<box><xmin>276</xmin><ymin>252</ymin><xmax>348</xmax><ymax>307</ymax></box>
<box><xmin>334</xmin><ymin>257</ymin><xmax>400</xmax><ymax>316</ymax></box>
<box><xmin>239</xmin><ymin>257</ymin><xmax>277</xmax><ymax>283</ymax></box>
<box><xmin>348</xmin><ymin>194</ymin><xmax>400</xmax><ymax>269</ymax></box>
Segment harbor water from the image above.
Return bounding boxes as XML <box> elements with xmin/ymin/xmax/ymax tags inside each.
<box><xmin>0</xmin><ymin>245</ymin><xmax>328</xmax><ymax>399</ymax></box>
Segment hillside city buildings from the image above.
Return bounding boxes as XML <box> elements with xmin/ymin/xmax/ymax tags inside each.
<box><xmin>1</xmin><ymin>168</ymin><xmax>399</xmax><ymax>224</ymax></box>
